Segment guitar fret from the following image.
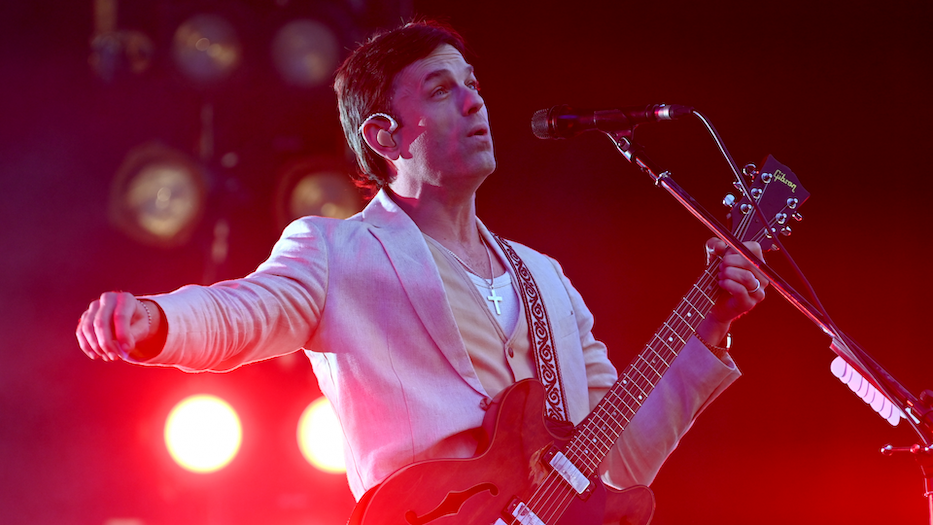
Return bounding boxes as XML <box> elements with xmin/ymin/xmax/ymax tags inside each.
<box><xmin>691</xmin><ymin>282</ymin><xmax>716</xmax><ymax>305</ymax></box>
<box><xmin>597</xmin><ymin>391</ymin><xmax>633</xmax><ymax>418</ymax></box>
<box><xmin>669</xmin><ymin>310</ymin><xmax>693</xmax><ymax>331</ymax></box>
<box><xmin>649</xmin><ymin>334</ymin><xmax>675</xmax><ymax>354</ymax></box>
<box><xmin>571</xmin><ymin>430</ymin><xmax>617</xmax><ymax>464</ymax></box>
<box><xmin>649</xmin><ymin>352</ymin><xmax>671</xmax><ymax>368</ymax></box>
<box><xmin>578</xmin><ymin>426</ymin><xmax>611</xmax><ymax>453</ymax></box>
<box><xmin>633</xmin><ymin>357</ymin><xmax>661</xmax><ymax>381</ymax></box>
<box><xmin>626</xmin><ymin>378</ymin><xmax>650</xmax><ymax>402</ymax></box>
<box><xmin>661</xmin><ymin>322</ymin><xmax>688</xmax><ymax>345</ymax></box>
<box><xmin>606</xmin><ymin>392</ymin><xmax>638</xmax><ymax>419</ymax></box>
<box><xmin>638</xmin><ymin>356</ymin><xmax>663</xmax><ymax>379</ymax></box>
<box><xmin>682</xmin><ymin>300</ymin><xmax>706</xmax><ymax>321</ymax></box>
<box><xmin>608</xmin><ymin>390</ymin><xmax>638</xmax><ymax>414</ymax></box>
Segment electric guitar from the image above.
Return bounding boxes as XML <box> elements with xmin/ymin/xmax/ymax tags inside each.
<box><xmin>348</xmin><ymin>156</ymin><xmax>808</xmax><ymax>525</ymax></box>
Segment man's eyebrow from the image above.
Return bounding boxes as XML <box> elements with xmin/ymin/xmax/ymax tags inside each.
<box><xmin>421</xmin><ymin>65</ymin><xmax>475</xmax><ymax>86</ymax></box>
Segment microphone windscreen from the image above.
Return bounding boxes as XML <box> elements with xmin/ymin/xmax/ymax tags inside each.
<box><xmin>531</xmin><ymin>108</ymin><xmax>554</xmax><ymax>139</ymax></box>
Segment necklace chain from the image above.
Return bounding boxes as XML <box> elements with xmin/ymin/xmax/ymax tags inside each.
<box><xmin>433</xmin><ymin>234</ymin><xmax>504</xmax><ymax>315</ymax></box>
<box><xmin>440</xmin><ymin>239</ymin><xmax>494</xmax><ymax>286</ymax></box>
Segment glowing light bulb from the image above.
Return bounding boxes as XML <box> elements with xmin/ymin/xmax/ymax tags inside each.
<box><xmin>164</xmin><ymin>394</ymin><xmax>242</xmax><ymax>473</ymax></box>
<box><xmin>297</xmin><ymin>397</ymin><xmax>345</xmax><ymax>473</ymax></box>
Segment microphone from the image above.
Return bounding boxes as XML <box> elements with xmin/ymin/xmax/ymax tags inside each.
<box><xmin>531</xmin><ymin>103</ymin><xmax>694</xmax><ymax>139</ymax></box>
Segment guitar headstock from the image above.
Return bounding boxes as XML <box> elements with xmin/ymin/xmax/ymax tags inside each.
<box><xmin>726</xmin><ymin>155</ymin><xmax>810</xmax><ymax>252</ymax></box>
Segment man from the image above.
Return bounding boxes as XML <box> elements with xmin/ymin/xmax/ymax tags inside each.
<box><xmin>77</xmin><ymin>20</ymin><xmax>766</xmax><ymax>511</ymax></box>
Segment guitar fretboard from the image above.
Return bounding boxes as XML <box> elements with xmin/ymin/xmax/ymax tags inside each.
<box><xmin>563</xmin><ymin>256</ymin><xmax>723</xmax><ymax>477</ymax></box>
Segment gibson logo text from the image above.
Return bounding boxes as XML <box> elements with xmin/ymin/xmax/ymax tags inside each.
<box><xmin>774</xmin><ymin>169</ymin><xmax>796</xmax><ymax>193</ymax></box>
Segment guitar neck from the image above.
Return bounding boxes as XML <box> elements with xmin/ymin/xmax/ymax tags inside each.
<box><xmin>563</xmin><ymin>256</ymin><xmax>723</xmax><ymax>477</ymax></box>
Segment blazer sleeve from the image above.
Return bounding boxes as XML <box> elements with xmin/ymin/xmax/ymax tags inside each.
<box><xmin>598</xmin><ymin>338</ymin><xmax>740</xmax><ymax>488</ymax></box>
<box><xmin>134</xmin><ymin>218</ymin><xmax>329</xmax><ymax>372</ymax></box>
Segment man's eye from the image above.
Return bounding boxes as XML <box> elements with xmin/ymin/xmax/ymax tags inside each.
<box><xmin>467</xmin><ymin>80</ymin><xmax>480</xmax><ymax>91</ymax></box>
<box><xmin>431</xmin><ymin>87</ymin><xmax>448</xmax><ymax>97</ymax></box>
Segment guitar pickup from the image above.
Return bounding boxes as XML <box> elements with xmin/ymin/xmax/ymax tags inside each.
<box><xmin>543</xmin><ymin>447</ymin><xmax>592</xmax><ymax>496</ymax></box>
<box><xmin>503</xmin><ymin>500</ymin><xmax>546</xmax><ymax>525</ymax></box>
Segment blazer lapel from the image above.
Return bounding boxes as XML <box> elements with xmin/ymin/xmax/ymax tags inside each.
<box><xmin>362</xmin><ymin>191</ymin><xmax>487</xmax><ymax>396</ymax></box>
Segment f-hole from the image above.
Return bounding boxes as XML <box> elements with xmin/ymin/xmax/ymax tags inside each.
<box><xmin>405</xmin><ymin>483</ymin><xmax>499</xmax><ymax>525</ymax></box>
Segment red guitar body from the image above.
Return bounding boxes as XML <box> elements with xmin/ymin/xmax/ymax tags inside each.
<box><xmin>347</xmin><ymin>379</ymin><xmax>655</xmax><ymax>525</ymax></box>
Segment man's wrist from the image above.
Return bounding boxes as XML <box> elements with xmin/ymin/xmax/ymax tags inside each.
<box><xmin>695</xmin><ymin>332</ymin><xmax>732</xmax><ymax>359</ymax></box>
<box><xmin>130</xmin><ymin>299</ymin><xmax>167</xmax><ymax>361</ymax></box>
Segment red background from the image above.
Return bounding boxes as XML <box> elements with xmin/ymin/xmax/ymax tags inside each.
<box><xmin>1</xmin><ymin>1</ymin><xmax>931</xmax><ymax>524</ymax></box>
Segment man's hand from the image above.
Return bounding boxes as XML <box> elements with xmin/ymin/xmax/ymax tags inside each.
<box><xmin>76</xmin><ymin>292</ymin><xmax>158</xmax><ymax>362</ymax></box>
<box><xmin>696</xmin><ymin>238</ymin><xmax>769</xmax><ymax>348</ymax></box>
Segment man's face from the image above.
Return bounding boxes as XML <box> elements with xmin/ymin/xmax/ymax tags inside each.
<box><xmin>389</xmin><ymin>44</ymin><xmax>496</xmax><ymax>187</ymax></box>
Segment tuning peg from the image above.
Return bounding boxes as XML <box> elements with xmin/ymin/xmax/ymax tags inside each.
<box><xmin>780</xmin><ymin>225</ymin><xmax>792</xmax><ymax>236</ymax></box>
<box><xmin>750</xmin><ymin>187</ymin><xmax>763</xmax><ymax>200</ymax></box>
<box><xmin>760</xmin><ymin>172</ymin><xmax>773</xmax><ymax>184</ymax></box>
<box><xmin>740</xmin><ymin>203</ymin><xmax>754</xmax><ymax>214</ymax></box>
<box><xmin>722</xmin><ymin>194</ymin><xmax>736</xmax><ymax>208</ymax></box>
<box><xmin>774</xmin><ymin>212</ymin><xmax>788</xmax><ymax>225</ymax></box>
<box><xmin>786</xmin><ymin>197</ymin><xmax>799</xmax><ymax>209</ymax></box>
<box><xmin>742</xmin><ymin>163</ymin><xmax>758</xmax><ymax>179</ymax></box>
<box><xmin>793</xmin><ymin>212</ymin><xmax>803</xmax><ymax>222</ymax></box>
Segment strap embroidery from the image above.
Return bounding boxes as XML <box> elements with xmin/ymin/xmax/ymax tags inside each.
<box><xmin>493</xmin><ymin>234</ymin><xmax>569</xmax><ymax>422</ymax></box>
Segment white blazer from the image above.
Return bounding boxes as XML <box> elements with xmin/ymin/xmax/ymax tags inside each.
<box><xmin>144</xmin><ymin>190</ymin><xmax>740</xmax><ymax>499</ymax></box>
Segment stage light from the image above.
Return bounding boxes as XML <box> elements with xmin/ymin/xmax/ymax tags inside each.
<box><xmin>89</xmin><ymin>30</ymin><xmax>155</xmax><ymax>81</ymax></box>
<box><xmin>172</xmin><ymin>13</ymin><xmax>242</xmax><ymax>84</ymax></box>
<box><xmin>297</xmin><ymin>397</ymin><xmax>345</xmax><ymax>474</ymax></box>
<box><xmin>109</xmin><ymin>142</ymin><xmax>206</xmax><ymax>248</ymax></box>
<box><xmin>271</xmin><ymin>18</ymin><xmax>341</xmax><ymax>88</ymax></box>
<box><xmin>164</xmin><ymin>394</ymin><xmax>242</xmax><ymax>473</ymax></box>
<box><xmin>273</xmin><ymin>157</ymin><xmax>360</xmax><ymax>229</ymax></box>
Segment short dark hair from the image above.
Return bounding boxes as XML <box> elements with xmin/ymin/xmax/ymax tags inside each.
<box><xmin>334</xmin><ymin>20</ymin><xmax>467</xmax><ymax>193</ymax></box>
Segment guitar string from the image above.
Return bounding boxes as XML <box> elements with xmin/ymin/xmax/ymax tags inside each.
<box><xmin>522</xmin><ymin>206</ymin><xmax>766</xmax><ymax>524</ymax></box>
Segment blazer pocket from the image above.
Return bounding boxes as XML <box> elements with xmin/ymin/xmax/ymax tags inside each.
<box><xmin>554</xmin><ymin>311</ymin><xmax>579</xmax><ymax>341</ymax></box>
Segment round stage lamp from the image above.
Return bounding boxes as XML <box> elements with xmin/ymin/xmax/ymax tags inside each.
<box><xmin>273</xmin><ymin>157</ymin><xmax>360</xmax><ymax>229</ymax></box>
<box><xmin>270</xmin><ymin>18</ymin><xmax>340</xmax><ymax>88</ymax></box>
<box><xmin>172</xmin><ymin>13</ymin><xmax>241</xmax><ymax>84</ymax></box>
<box><xmin>109</xmin><ymin>143</ymin><xmax>206</xmax><ymax>248</ymax></box>
<box><xmin>297</xmin><ymin>397</ymin><xmax>345</xmax><ymax>474</ymax></box>
<box><xmin>164</xmin><ymin>394</ymin><xmax>242</xmax><ymax>473</ymax></box>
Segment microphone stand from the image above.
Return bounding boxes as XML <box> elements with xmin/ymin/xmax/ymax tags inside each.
<box><xmin>602</xmin><ymin>123</ymin><xmax>933</xmax><ymax>523</ymax></box>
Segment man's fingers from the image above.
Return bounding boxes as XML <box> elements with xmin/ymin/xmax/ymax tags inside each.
<box><xmin>721</xmin><ymin>265</ymin><xmax>767</xmax><ymax>294</ymax></box>
<box><xmin>93</xmin><ymin>293</ymin><xmax>121</xmax><ymax>358</ymax></box>
<box><xmin>78</xmin><ymin>292</ymin><xmax>140</xmax><ymax>361</ymax></box>
<box><xmin>76</xmin><ymin>310</ymin><xmax>99</xmax><ymax>360</ymax></box>
<box><xmin>80</xmin><ymin>299</ymin><xmax>112</xmax><ymax>360</ymax></box>
<box><xmin>110</xmin><ymin>294</ymin><xmax>140</xmax><ymax>354</ymax></box>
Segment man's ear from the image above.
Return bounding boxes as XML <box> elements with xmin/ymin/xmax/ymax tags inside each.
<box><xmin>359</xmin><ymin>113</ymin><xmax>400</xmax><ymax>160</ymax></box>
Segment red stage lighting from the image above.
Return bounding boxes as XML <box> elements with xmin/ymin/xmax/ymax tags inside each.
<box><xmin>297</xmin><ymin>397</ymin><xmax>345</xmax><ymax>474</ymax></box>
<box><xmin>164</xmin><ymin>394</ymin><xmax>242</xmax><ymax>473</ymax></box>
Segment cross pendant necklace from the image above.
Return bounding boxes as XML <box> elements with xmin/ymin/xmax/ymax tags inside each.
<box><xmin>475</xmin><ymin>241</ymin><xmax>502</xmax><ymax>315</ymax></box>
<box><xmin>441</xmin><ymin>237</ymin><xmax>503</xmax><ymax>315</ymax></box>
<box><xmin>486</xmin><ymin>285</ymin><xmax>503</xmax><ymax>315</ymax></box>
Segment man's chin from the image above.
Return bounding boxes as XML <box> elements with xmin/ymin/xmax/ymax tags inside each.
<box><xmin>479</xmin><ymin>151</ymin><xmax>497</xmax><ymax>174</ymax></box>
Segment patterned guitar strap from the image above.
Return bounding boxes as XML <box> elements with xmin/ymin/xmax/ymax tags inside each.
<box><xmin>492</xmin><ymin>234</ymin><xmax>570</xmax><ymax>423</ymax></box>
